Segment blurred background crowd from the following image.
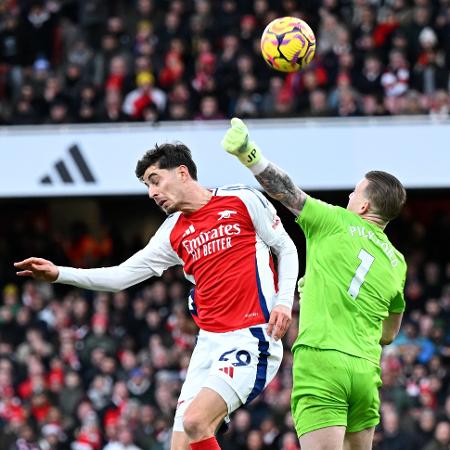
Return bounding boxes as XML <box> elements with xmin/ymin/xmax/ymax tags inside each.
<box><xmin>1</xmin><ymin>0</ymin><xmax>450</xmax><ymax>125</ymax></box>
<box><xmin>0</xmin><ymin>0</ymin><xmax>450</xmax><ymax>449</ymax></box>
<box><xmin>0</xmin><ymin>193</ymin><xmax>448</xmax><ymax>450</ymax></box>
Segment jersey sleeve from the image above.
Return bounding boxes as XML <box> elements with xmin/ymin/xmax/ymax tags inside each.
<box><xmin>389</xmin><ymin>266</ymin><xmax>407</xmax><ymax>313</ymax></box>
<box><xmin>296</xmin><ymin>195</ymin><xmax>341</xmax><ymax>239</ymax></box>
<box><xmin>389</xmin><ymin>291</ymin><xmax>406</xmax><ymax>313</ymax></box>
<box><xmin>56</xmin><ymin>215</ymin><xmax>183</xmax><ymax>292</ymax></box>
<box><xmin>228</xmin><ymin>186</ymin><xmax>299</xmax><ymax>309</ymax></box>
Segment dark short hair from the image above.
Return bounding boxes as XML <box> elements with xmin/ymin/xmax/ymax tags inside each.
<box><xmin>135</xmin><ymin>143</ymin><xmax>198</xmax><ymax>181</ymax></box>
<box><xmin>364</xmin><ymin>170</ymin><xmax>406</xmax><ymax>222</ymax></box>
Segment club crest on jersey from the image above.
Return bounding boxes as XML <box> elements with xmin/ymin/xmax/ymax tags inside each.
<box><xmin>218</xmin><ymin>210</ymin><xmax>237</xmax><ymax>220</ymax></box>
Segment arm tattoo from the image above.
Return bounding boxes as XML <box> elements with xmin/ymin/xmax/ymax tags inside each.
<box><xmin>255</xmin><ymin>162</ymin><xmax>307</xmax><ymax>216</ymax></box>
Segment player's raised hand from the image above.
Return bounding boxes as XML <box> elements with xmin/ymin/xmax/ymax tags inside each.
<box><xmin>267</xmin><ymin>304</ymin><xmax>292</xmax><ymax>341</ymax></box>
<box><xmin>221</xmin><ymin>118</ymin><xmax>262</xmax><ymax>168</ymax></box>
<box><xmin>14</xmin><ymin>257</ymin><xmax>59</xmax><ymax>282</ymax></box>
<box><xmin>221</xmin><ymin>117</ymin><xmax>249</xmax><ymax>154</ymax></box>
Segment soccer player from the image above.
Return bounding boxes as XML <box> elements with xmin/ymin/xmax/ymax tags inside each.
<box><xmin>14</xmin><ymin>143</ymin><xmax>298</xmax><ymax>450</ymax></box>
<box><xmin>221</xmin><ymin>118</ymin><xmax>407</xmax><ymax>450</ymax></box>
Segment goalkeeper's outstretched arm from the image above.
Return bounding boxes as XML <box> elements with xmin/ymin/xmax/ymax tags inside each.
<box><xmin>221</xmin><ymin>118</ymin><xmax>307</xmax><ymax>217</ymax></box>
<box><xmin>254</xmin><ymin>162</ymin><xmax>307</xmax><ymax>217</ymax></box>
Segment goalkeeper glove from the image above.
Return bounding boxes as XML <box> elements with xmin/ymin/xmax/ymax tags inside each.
<box><xmin>221</xmin><ymin>118</ymin><xmax>262</xmax><ymax>168</ymax></box>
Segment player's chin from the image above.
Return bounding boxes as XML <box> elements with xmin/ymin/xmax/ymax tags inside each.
<box><xmin>163</xmin><ymin>204</ymin><xmax>177</xmax><ymax>215</ymax></box>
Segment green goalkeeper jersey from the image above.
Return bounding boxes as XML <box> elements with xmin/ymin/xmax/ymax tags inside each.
<box><xmin>293</xmin><ymin>196</ymin><xmax>407</xmax><ymax>365</ymax></box>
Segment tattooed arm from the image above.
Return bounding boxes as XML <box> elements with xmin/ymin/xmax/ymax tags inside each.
<box><xmin>255</xmin><ymin>162</ymin><xmax>307</xmax><ymax>217</ymax></box>
<box><xmin>221</xmin><ymin>118</ymin><xmax>307</xmax><ymax>215</ymax></box>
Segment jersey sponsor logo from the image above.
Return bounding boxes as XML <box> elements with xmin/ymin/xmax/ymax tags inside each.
<box><xmin>348</xmin><ymin>225</ymin><xmax>399</xmax><ymax>267</ymax></box>
<box><xmin>182</xmin><ymin>224</ymin><xmax>195</xmax><ymax>238</ymax></box>
<box><xmin>182</xmin><ymin>223</ymin><xmax>241</xmax><ymax>261</ymax></box>
<box><xmin>217</xmin><ymin>210</ymin><xmax>237</xmax><ymax>220</ymax></box>
<box><xmin>219</xmin><ymin>366</ymin><xmax>234</xmax><ymax>378</ymax></box>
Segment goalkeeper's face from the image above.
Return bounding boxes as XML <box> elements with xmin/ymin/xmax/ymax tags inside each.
<box><xmin>347</xmin><ymin>178</ymin><xmax>370</xmax><ymax>216</ymax></box>
<box><xmin>143</xmin><ymin>164</ymin><xmax>187</xmax><ymax>214</ymax></box>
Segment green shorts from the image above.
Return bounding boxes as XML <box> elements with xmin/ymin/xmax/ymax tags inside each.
<box><xmin>291</xmin><ymin>345</ymin><xmax>382</xmax><ymax>436</ymax></box>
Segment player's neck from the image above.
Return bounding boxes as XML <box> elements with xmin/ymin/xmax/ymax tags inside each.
<box><xmin>180</xmin><ymin>184</ymin><xmax>213</xmax><ymax>215</ymax></box>
<box><xmin>362</xmin><ymin>213</ymin><xmax>387</xmax><ymax>230</ymax></box>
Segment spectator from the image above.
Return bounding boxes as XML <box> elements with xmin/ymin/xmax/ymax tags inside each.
<box><xmin>399</xmin><ymin>90</ymin><xmax>427</xmax><ymax>115</ymax></box>
<box><xmin>0</xmin><ymin>12</ymin><xmax>26</xmax><ymax>98</ymax></box>
<box><xmin>402</xmin><ymin>6</ymin><xmax>433</xmax><ymax>64</ymax></box>
<box><xmin>261</xmin><ymin>76</ymin><xmax>284</xmax><ymax>116</ymax></box>
<box><xmin>103</xmin><ymin>427</ymin><xmax>143</xmax><ymax>450</ymax></box>
<box><xmin>22</xmin><ymin>1</ymin><xmax>58</xmax><ymax>63</ymax></box>
<box><xmin>9</xmin><ymin>424</ymin><xmax>40</xmax><ymax>450</ymax></box>
<box><xmin>382</xmin><ymin>48</ymin><xmax>410</xmax><ymax>98</ymax></box>
<box><xmin>122</xmin><ymin>72</ymin><xmax>166</xmax><ymax>120</ymax></box>
<box><xmin>79</xmin><ymin>0</ymin><xmax>109</xmax><ymax>49</ymax></box>
<box><xmin>354</xmin><ymin>54</ymin><xmax>384</xmax><ymax>96</ymax></box>
<box><xmin>428</xmin><ymin>90</ymin><xmax>449</xmax><ymax>118</ymax></box>
<box><xmin>105</xmin><ymin>55</ymin><xmax>133</xmax><ymax>97</ymax></box>
<box><xmin>76</xmin><ymin>84</ymin><xmax>99</xmax><ymax>123</ymax></box>
<box><xmin>412</xmin><ymin>48</ymin><xmax>449</xmax><ymax>96</ymax></box>
<box><xmin>423</xmin><ymin>421</ymin><xmax>450</xmax><ymax>450</ymax></box>
<box><xmin>0</xmin><ymin>1</ymin><xmax>448</xmax><ymax>122</ymax></box>
<box><xmin>99</xmin><ymin>88</ymin><xmax>127</xmax><ymax>123</ymax></box>
<box><xmin>38</xmin><ymin>423</ymin><xmax>66</xmax><ymax>450</ymax></box>
<box><xmin>158</xmin><ymin>39</ymin><xmax>185</xmax><ymax>89</ymax></box>
<box><xmin>305</xmin><ymin>88</ymin><xmax>331</xmax><ymax>117</ymax></box>
<box><xmin>195</xmin><ymin>95</ymin><xmax>225</xmax><ymax>120</ymax></box>
<box><xmin>134</xmin><ymin>404</ymin><xmax>160</xmax><ymax>449</ymax></box>
<box><xmin>378</xmin><ymin>407</ymin><xmax>415</xmax><ymax>450</ymax></box>
<box><xmin>233</xmin><ymin>73</ymin><xmax>262</xmax><ymax>118</ymax></box>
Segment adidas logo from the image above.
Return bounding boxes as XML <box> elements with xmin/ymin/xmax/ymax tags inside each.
<box><xmin>182</xmin><ymin>224</ymin><xmax>195</xmax><ymax>238</ymax></box>
<box><xmin>218</xmin><ymin>210</ymin><xmax>237</xmax><ymax>220</ymax></box>
<box><xmin>219</xmin><ymin>366</ymin><xmax>234</xmax><ymax>378</ymax></box>
<box><xmin>40</xmin><ymin>145</ymin><xmax>96</xmax><ymax>185</ymax></box>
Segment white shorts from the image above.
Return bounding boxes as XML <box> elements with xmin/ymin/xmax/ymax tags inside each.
<box><xmin>173</xmin><ymin>325</ymin><xmax>283</xmax><ymax>432</ymax></box>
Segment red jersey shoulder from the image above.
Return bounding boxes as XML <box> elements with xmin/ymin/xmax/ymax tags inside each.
<box><xmin>168</xmin><ymin>194</ymin><xmax>256</xmax><ymax>261</ymax></box>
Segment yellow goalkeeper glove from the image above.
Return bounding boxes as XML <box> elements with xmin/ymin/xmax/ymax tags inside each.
<box><xmin>221</xmin><ymin>118</ymin><xmax>262</xmax><ymax>168</ymax></box>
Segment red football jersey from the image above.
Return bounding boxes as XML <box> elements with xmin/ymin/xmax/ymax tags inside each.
<box><xmin>57</xmin><ymin>186</ymin><xmax>297</xmax><ymax>332</ymax></box>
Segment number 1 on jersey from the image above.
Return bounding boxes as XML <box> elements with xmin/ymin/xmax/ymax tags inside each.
<box><xmin>348</xmin><ymin>249</ymin><xmax>375</xmax><ymax>300</ymax></box>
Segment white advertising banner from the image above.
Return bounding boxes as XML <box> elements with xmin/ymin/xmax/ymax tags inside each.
<box><xmin>0</xmin><ymin>117</ymin><xmax>448</xmax><ymax>197</ymax></box>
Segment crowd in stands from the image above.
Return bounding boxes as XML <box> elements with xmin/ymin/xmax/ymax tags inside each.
<box><xmin>0</xmin><ymin>195</ymin><xmax>448</xmax><ymax>450</ymax></box>
<box><xmin>1</xmin><ymin>0</ymin><xmax>450</xmax><ymax>125</ymax></box>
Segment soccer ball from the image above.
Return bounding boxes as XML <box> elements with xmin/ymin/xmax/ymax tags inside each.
<box><xmin>260</xmin><ymin>17</ymin><xmax>316</xmax><ymax>73</ymax></box>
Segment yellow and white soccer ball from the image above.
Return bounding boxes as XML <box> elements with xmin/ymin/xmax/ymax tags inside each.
<box><xmin>260</xmin><ymin>16</ymin><xmax>316</xmax><ymax>73</ymax></box>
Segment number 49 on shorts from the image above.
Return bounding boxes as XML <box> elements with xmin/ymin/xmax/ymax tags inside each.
<box><xmin>219</xmin><ymin>349</ymin><xmax>251</xmax><ymax>367</ymax></box>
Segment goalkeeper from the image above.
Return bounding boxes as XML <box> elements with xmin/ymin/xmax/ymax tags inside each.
<box><xmin>221</xmin><ymin>118</ymin><xmax>407</xmax><ymax>450</ymax></box>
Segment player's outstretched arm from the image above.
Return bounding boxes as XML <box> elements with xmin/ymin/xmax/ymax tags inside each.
<box><xmin>14</xmin><ymin>257</ymin><xmax>59</xmax><ymax>282</ymax></box>
<box><xmin>255</xmin><ymin>163</ymin><xmax>307</xmax><ymax>217</ymax></box>
<box><xmin>15</xmin><ymin>252</ymin><xmax>158</xmax><ymax>293</ymax></box>
<box><xmin>14</xmin><ymin>218</ymin><xmax>182</xmax><ymax>292</ymax></box>
<box><xmin>221</xmin><ymin>118</ymin><xmax>307</xmax><ymax>216</ymax></box>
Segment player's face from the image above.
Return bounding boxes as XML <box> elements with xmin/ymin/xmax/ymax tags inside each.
<box><xmin>143</xmin><ymin>164</ymin><xmax>185</xmax><ymax>214</ymax></box>
<box><xmin>347</xmin><ymin>178</ymin><xmax>370</xmax><ymax>215</ymax></box>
